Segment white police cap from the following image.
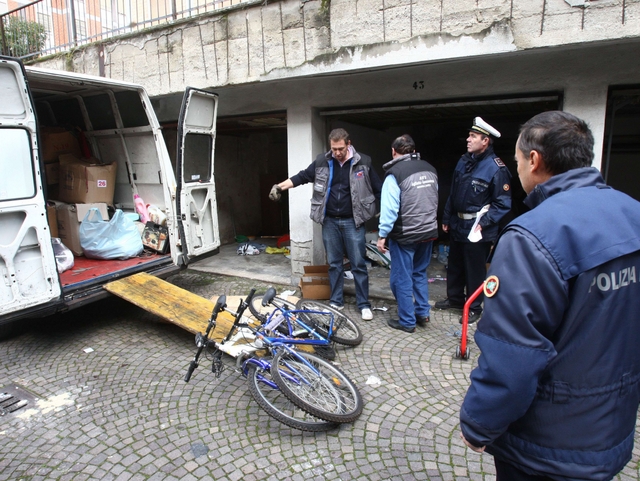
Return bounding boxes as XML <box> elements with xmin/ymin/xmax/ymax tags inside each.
<box><xmin>470</xmin><ymin>117</ymin><xmax>501</xmax><ymax>138</ymax></box>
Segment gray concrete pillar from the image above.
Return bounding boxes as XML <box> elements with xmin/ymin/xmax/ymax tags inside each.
<box><xmin>286</xmin><ymin>105</ymin><xmax>326</xmax><ymax>280</ymax></box>
<box><xmin>563</xmin><ymin>83</ymin><xmax>609</xmax><ymax>171</ymax></box>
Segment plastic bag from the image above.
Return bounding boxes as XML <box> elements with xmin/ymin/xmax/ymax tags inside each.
<box><xmin>79</xmin><ymin>208</ymin><xmax>143</xmax><ymax>260</ymax></box>
<box><xmin>237</xmin><ymin>243</ymin><xmax>260</xmax><ymax>255</ymax></box>
<box><xmin>52</xmin><ymin>237</ymin><xmax>74</xmax><ymax>273</ymax></box>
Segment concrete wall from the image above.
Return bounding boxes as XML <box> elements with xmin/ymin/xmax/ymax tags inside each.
<box><xmin>34</xmin><ymin>0</ymin><xmax>640</xmax><ymax>97</ymax></box>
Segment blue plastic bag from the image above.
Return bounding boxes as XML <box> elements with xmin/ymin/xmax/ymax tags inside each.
<box><xmin>79</xmin><ymin>208</ymin><xmax>143</xmax><ymax>260</ymax></box>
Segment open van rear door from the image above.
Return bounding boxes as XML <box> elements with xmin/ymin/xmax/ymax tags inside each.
<box><xmin>176</xmin><ymin>87</ymin><xmax>220</xmax><ymax>264</ymax></box>
<box><xmin>0</xmin><ymin>57</ymin><xmax>61</xmax><ymax>319</ymax></box>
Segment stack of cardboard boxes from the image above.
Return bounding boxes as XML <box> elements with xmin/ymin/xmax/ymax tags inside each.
<box><xmin>42</xmin><ymin>128</ymin><xmax>118</xmax><ymax>256</ymax></box>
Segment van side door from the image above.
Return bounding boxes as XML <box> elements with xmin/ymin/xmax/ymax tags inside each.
<box><xmin>176</xmin><ymin>87</ymin><xmax>220</xmax><ymax>263</ymax></box>
<box><xmin>0</xmin><ymin>57</ymin><xmax>61</xmax><ymax>319</ymax></box>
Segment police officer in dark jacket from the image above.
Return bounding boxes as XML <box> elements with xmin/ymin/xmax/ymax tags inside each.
<box><xmin>460</xmin><ymin>111</ymin><xmax>640</xmax><ymax>480</ymax></box>
<box><xmin>436</xmin><ymin>118</ymin><xmax>511</xmax><ymax>324</ymax></box>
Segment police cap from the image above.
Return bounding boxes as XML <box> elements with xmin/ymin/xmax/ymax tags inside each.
<box><xmin>470</xmin><ymin>117</ymin><xmax>501</xmax><ymax>138</ymax></box>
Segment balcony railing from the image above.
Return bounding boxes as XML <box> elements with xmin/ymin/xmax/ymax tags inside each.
<box><xmin>1</xmin><ymin>0</ymin><xmax>250</xmax><ymax>60</ymax></box>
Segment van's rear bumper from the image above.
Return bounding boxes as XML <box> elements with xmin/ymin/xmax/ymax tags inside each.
<box><xmin>0</xmin><ymin>258</ymin><xmax>180</xmax><ymax>326</ymax></box>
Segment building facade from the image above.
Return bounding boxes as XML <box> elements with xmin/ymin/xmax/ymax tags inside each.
<box><xmin>32</xmin><ymin>0</ymin><xmax>640</xmax><ymax>280</ymax></box>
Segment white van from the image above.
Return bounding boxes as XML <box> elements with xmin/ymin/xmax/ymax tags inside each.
<box><xmin>0</xmin><ymin>56</ymin><xmax>220</xmax><ymax>335</ymax></box>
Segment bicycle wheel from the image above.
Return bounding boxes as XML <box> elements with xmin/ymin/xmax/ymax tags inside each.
<box><xmin>249</xmin><ymin>291</ymin><xmax>297</xmax><ymax>324</ymax></box>
<box><xmin>271</xmin><ymin>349</ymin><xmax>363</xmax><ymax>423</ymax></box>
<box><xmin>295</xmin><ymin>300</ymin><xmax>363</xmax><ymax>346</ymax></box>
<box><xmin>245</xmin><ymin>362</ymin><xmax>339</xmax><ymax>432</ymax></box>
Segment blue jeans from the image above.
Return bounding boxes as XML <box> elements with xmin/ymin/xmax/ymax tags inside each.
<box><xmin>389</xmin><ymin>238</ymin><xmax>433</xmax><ymax>329</ymax></box>
<box><xmin>321</xmin><ymin>217</ymin><xmax>370</xmax><ymax>310</ymax></box>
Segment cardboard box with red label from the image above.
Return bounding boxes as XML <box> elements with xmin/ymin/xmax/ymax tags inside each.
<box><xmin>58</xmin><ymin>154</ymin><xmax>117</xmax><ymax>204</ymax></box>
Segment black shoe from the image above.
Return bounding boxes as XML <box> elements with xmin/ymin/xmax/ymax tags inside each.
<box><xmin>387</xmin><ymin>319</ymin><xmax>416</xmax><ymax>333</ymax></box>
<box><xmin>416</xmin><ymin>315</ymin><xmax>430</xmax><ymax>327</ymax></box>
<box><xmin>459</xmin><ymin>311</ymin><xmax>482</xmax><ymax>325</ymax></box>
<box><xmin>434</xmin><ymin>298</ymin><xmax>464</xmax><ymax>310</ymax></box>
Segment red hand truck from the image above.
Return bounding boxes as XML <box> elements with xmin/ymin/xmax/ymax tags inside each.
<box><xmin>455</xmin><ymin>282</ymin><xmax>485</xmax><ymax>360</ymax></box>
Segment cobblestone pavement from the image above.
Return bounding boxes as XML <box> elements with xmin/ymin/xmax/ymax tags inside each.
<box><xmin>1</xmin><ymin>271</ymin><xmax>639</xmax><ymax>481</ymax></box>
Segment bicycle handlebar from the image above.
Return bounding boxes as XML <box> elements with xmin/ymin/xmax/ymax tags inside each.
<box><xmin>262</xmin><ymin>287</ymin><xmax>277</xmax><ymax>307</ymax></box>
<box><xmin>184</xmin><ymin>294</ymin><xmax>227</xmax><ymax>383</ymax></box>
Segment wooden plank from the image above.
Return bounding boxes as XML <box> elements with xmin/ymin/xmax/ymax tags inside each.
<box><xmin>104</xmin><ymin>273</ymin><xmax>314</xmax><ymax>355</ymax></box>
<box><xmin>104</xmin><ymin>272</ymin><xmax>240</xmax><ymax>341</ymax></box>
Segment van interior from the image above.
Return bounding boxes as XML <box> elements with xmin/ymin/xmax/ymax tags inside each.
<box><xmin>30</xmin><ymin>73</ymin><xmax>176</xmax><ymax>302</ymax></box>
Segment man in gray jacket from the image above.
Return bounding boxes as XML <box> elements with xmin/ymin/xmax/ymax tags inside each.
<box><xmin>270</xmin><ymin>128</ymin><xmax>382</xmax><ymax>320</ymax></box>
<box><xmin>376</xmin><ymin>134</ymin><xmax>438</xmax><ymax>332</ymax></box>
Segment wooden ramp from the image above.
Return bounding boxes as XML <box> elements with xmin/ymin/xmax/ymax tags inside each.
<box><xmin>104</xmin><ymin>273</ymin><xmax>309</xmax><ymax>357</ymax></box>
<box><xmin>104</xmin><ymin>272</ymin><xmax>245</xmax><ymax>342</ymax></box>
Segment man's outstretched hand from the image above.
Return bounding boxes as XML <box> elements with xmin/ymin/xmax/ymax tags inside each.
<box><xmin>269</xmin><ymin>184</ymin><xmax>282</xmax><ymax>201</ymax></box>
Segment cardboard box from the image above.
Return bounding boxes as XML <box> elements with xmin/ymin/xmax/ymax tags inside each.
<box><xmin>58</xmin><ymin>154</ymin><xmax>117</xmax><ymax>204</ymax></box>
<box><xmin>46</xmin><ymin>202</ymin><xmax>58</xmax><ymax>237</ymax></box>
<box><xmin>55</xmin><ymin>202</ymin><xmax>109</xmax><ymax>256</ymax></box>
<box><xmin>299</xmin><ymin>265</ymin><xmax>331</xmax><ymax>300</ymax></box>
<box><xmin>40</xmin><ymin>128</ymin><xmax>82</xmax><ymax>163</ymax></box>
<box><xmin>44</xmin><ymin>161</ymin><xmax>59</xmax><ymax>185</ymax></box>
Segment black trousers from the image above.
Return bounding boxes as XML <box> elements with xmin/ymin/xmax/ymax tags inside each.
<box><xmin>446</xmin><ymin>240</ymin><xmax>493</xmax><ymax>312</ymax></box>
<box><xmin>495</xmin><ymin>459</ymin><xmax>557</xmax><ymax>481</ymax></box>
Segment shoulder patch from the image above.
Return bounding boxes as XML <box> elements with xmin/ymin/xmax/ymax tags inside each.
<box><xmin>503</xmin><ymin>183</ymin><xmax>510</xmax><ymax>192</ymax></box>
<box><xmin>494</xmin><ymin>157</ymin><xmax>505</xmax><ymax>167</ymax></box>
<box><xmin>484</xmin><ymin>275</ymin><xmax>500</xmax><ymax>298</ymax></box>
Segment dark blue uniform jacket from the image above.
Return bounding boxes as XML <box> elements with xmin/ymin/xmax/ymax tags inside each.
<box><xmin>442</xmin><ymin>146</ymin><xmax>512</xmax><ymax>242</ymax></box>
<box><xmin>460</xmin><ymin>167</ymin><xmax>640</xmax><ymax>480</ymax></box>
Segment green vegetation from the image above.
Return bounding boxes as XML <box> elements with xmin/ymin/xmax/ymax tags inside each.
<box><xmin>3</xmin><ymin>16</ymin><xmax>47</xmax><ymax>58</ymax></box>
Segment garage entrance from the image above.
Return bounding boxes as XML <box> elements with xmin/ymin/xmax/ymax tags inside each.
<box><xmin>603</xmin><ymin>87</ymin><xmax>640</xmax><ymax>202</ymax></box>
<box><xmin>320</xmin><ymin>93</ymin><xmax>562</xmax><ymax>233</ymax></box>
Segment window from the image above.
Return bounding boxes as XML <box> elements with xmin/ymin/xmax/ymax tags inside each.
<box><xmin>183</xmin><ymin>133</ymin><xmax>212</xmax><ymax>183</ymax></box>
<box><xmin>0</xmin><ymin>129</ymin><xmax>35</xmax><ymax>201</ymax></box>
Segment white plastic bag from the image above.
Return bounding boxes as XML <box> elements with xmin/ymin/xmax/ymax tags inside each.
<box><xmin>52</xmin><ymin>238</ymin><xmax>74</xmax><ymax>273</ymax></box>
<box><xmin>79</xmin><ymin>208</ymin><xmax>143</xmax><ymax>260</ymax></box>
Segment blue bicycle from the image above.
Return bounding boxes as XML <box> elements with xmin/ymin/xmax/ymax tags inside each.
<box><xmin>185</xmin><ymin>289</ymin><xmax>364</xmax><ymax>431</ymax></box>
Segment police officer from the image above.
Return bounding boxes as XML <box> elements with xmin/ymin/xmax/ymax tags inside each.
<box><xmin>436</xmin><ymin>117</ymin><xmax>511</xmax><ymax>324</ymax></box>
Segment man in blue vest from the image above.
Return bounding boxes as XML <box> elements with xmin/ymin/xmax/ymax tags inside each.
<box><xmin>269</xmin><ymin>128</ymin><xmax>382</xmax><ymax>321</ymax></box>
<box><xmin>460</xmin><ymin>111</ymin><xmax>640</xmax><ymax>480</ymax></box>
<box><xmin>436</xmin><ymin>118</ymin><xmax>512</xmax><ymax>324</ymax></box>
<box><xmin>376</xmin><ymin>134</ymin><xmax>438</xmax><ymax>333</ymax></box>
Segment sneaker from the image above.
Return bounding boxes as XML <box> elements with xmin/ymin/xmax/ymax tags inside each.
<box><xmin>361</xmin><ymin>308</ymin><xmax>373</xmax><ymax>321</ymax></box>
<box><xmin>330</xmin><ymin>303</ymin><xmax>344</xmax><ymax>311</ymax></box>
<box><xmin>416</xmin><ymin>315</ymin><xmax>430</xmax><ymax>327</ymax></box>
<box><xmin>387</xmin><ymin>318</ymin><xmax>415</xmax><ymax>333</ymax></box>
<box><xmin>434</xmin><ymin>298</ymin><xmax>464</xmax><ymax>310</ymax></box>
<box><xmin>459</xmin><ymin>311</ymin><xmax>482</xmax><ymax>325</ymax></box>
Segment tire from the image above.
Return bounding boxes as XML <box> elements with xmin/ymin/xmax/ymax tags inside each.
<box><xmin>271</xmin><ymin>349</ymin><xmax>363</xmax><ymax>423</ymax></box>
<box><xmin>245</xmin><ymin>362</ymin><xmax>339</xmax><ymax>432</ymax></box>
<box><xmin>248</xmin><ymin>291</ymin><xmax>297</xmax><ymax>324</ymax></box>
<box><xmin>249</xmin><ymin>291</ymin><xmax>314</xmax><ymax>339</ymax></box>
<box><xmin>295</xmin><ymin>300</ymin><xmax>363</xmax><ymax>346</ymax></box>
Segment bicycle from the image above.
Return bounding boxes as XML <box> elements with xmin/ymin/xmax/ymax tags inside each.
<box><xmin>184</xmin><ymin>289</ymin><xmax>364</xmax><ymax>431</ymax></box>
<box><xmin>249</xmin><ymin>290</ymin><xmax>363</xmax><ymax>347</ymax></box>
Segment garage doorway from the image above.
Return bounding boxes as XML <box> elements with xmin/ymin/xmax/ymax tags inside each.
<box><xmin>320</xmin><ymin>93</ymin><xmax>562</xmax><ymax>235</ymax></box>
<box><xmin>602</xmin><ymin>87</ymin><xmax>640</xmax><ymax>202</ymax></box>
<box><xmin>162</xmin><ymin>112</ymin><xmax>289</xmax><ymax>246</ymax></box>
